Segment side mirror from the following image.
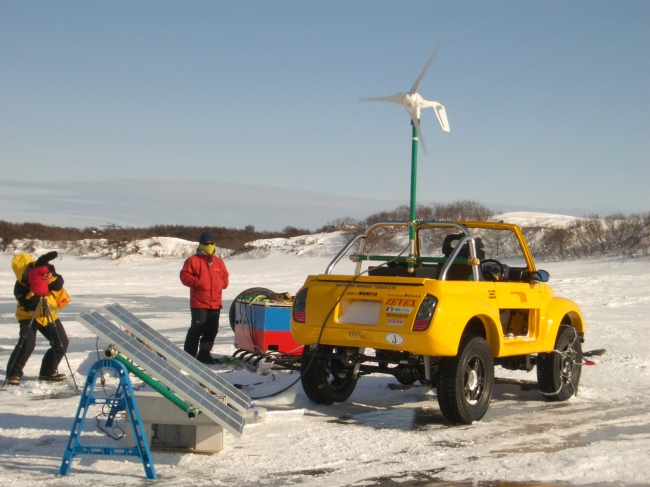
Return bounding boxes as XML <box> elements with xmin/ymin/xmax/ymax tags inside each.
<box><xmin>531</xmin><ymin>269</ymin><xmax>550</xmax><ymax>283</ymax></box>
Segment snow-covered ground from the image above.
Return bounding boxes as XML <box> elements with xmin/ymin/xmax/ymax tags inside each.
<box><xmin>0</xmin><ymin>224</ymin><xmax>649</xmax><ymax>486</ymax></box>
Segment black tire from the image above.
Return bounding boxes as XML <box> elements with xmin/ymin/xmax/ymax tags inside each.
<box><xmin>300</xmin><ymin>346</ymin><xmax>359</xmax><ymax>405</ymax></box>
<box><xmin>229</xmin><ymin>287</ymin><xmax>273</xmax><ymax>332</ymax></box>
<box><xmin>437</xmin><ymin>336</ymin><xmax>494</xmax><ymax>424</ymax></box>
<box><xmin>537</xmin><ymin>324</ymin><xmax>582</xmax><ymax>401</ymax></box>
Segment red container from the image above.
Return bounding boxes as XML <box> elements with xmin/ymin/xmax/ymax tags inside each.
<box><xmin>233</xmin><ymin>301</ymin><xmax>303</xmax><ymax>356</ymax></box>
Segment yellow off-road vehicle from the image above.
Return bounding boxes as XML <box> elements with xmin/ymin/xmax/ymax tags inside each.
<box><xmin>290</xmin><ymin>220</ymin><xmax>585</xmax><ymax>424</ymax></box>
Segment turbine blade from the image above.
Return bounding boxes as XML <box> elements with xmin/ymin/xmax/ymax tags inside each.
<box><xmin>409</xmin><ymin>114</ymin><xmax>428</xmax><ymax>155</ymax></box>
<box><xmin>360</xmin><ymin>93</ymin><xmax>404</xmax><ymax>104</ymax></box>
<box><xmin>410</xmin><ymin>42</ymin><xmax>442</xmax><ymax>94</ymax></box>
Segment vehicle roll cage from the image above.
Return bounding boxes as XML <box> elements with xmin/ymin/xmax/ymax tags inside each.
<box><xmin>325</xmin><ymin>220</ymin><xmax>536</xmax><ymax>280</ymax></box>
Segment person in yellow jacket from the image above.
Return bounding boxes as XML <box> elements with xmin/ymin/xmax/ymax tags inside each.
<box><xmin>5</xmin><ymin>252</ymin><xmax>69</xmax><ymax>386</ymax></box>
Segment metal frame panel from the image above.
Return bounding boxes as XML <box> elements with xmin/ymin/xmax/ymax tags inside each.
<box><xmin>77</xmin><ymin>311</ymin><xmax>246</xmax><ymax>438</ymax></box>
<box><xmin>103</xmin><ymin>303</ymin><xmax>250</xmax><ymax>412</ymax></box>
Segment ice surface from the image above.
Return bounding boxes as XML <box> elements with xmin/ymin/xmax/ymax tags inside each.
<box><xmin>0</xmin><ymin>215</ymin><xmax>648</xmax><ymax>486</ymax></box>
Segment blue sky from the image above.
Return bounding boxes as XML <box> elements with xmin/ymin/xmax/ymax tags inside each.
<box><xmin>1</xmin><ymin>1</ymin><xmax>648</xmax><ymax>230</ymax></box>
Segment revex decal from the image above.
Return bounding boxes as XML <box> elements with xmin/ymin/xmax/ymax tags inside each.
<box><xmin>385</xmin><ymin>306</ymin><xmax>413</xmax><ymax>313</ymax></box>
<box><xmin>387</xmin><ymin>318</ymin><xmax>403</xmax><ymax>325</ymax></box>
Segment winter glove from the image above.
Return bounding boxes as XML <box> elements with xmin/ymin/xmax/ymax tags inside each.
<box><xmin>34</xmin><ymin>251</ymin><xmax>58</xmax><ymax>267</ymax></box>
<box><xmin>48</xmin><ymin>266</ymin><xmax>64</xmax><ymax>291</ymax></box>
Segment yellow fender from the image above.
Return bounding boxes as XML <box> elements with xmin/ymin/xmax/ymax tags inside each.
<box><xmin>427</xmin><ymin>293</ymin><xmax>502</xmax><ymax>357</ymax></box>
<box><xmin>538</xmin><ymin>297</ymin><xmax>585</xmax><ymax>352</ymax></box>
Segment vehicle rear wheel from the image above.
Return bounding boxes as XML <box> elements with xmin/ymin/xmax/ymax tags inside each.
<box><xmin>229</xmin><ymin>287</ymin><xmax>273</xmax><ymax>331</ymax></box>
<box><xmin>300</xmin><ymin>346</ymin><xmax>359</xmax><ymax>405</ymax></box>
<box><xmin>537</xmin><ymin>324</ymin><xmax>582</xmax><ymax>401</ymax></box>
<box><xmin>436</xmin><ymin>336</ymin><xmax>494</xmax><ymax>424</ymax></box>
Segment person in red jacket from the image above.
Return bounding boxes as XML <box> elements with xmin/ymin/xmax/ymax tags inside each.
<box><xmin>180</xmin><ymin>231</ymin><xmax>229</xmax><ymax>364</ymax></box>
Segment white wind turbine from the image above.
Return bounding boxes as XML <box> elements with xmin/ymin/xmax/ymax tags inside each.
<box><xmin>360</xmin><ymin>44</ymin><xmax>450</xmax><ymax>154</ymax></box>
<box><xmin>360</xmin><ymin>44</ymin><xmax>450</xmax><ymax>272</ymax></box>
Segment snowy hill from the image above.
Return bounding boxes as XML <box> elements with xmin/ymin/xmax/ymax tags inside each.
<box><xmin>4</xmin><ymin>212</ymin><xmax>646</xmax><ymax>261</ymax></box>
<box><xmin>242</xmin><ymin>231</ymin><xmax>351</xmax><ymax>258</ymax></box>
<box><xmin>242</xmin><ymin>212</ymin><xmax>585</xmax><ymax>258</ymax></box>
<box><xmin>491</xmin><ymin>211</ymin><xmax>581</xmax><ymax>228</ymax></box>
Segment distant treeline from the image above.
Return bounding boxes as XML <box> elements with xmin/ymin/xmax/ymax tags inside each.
<box><xmin>0</xmin><ymin>221</ymin><xmax>310</xmax><ymax>252</ymax></box>
<box><xmin>320</xmin><ymin>200</ymin><xmax>495</xmax><ymax>232</ymax></box>
<box><xmin>1</xmin><ymin>200</ymin><xmax>648</xmax><ymax>259</ymax></box>
<box><xmin>523</xmin><ymin>213</ymin><xmax>650</xmax><ymax>259</ymax></box>
<box><xmin>323</xmin><ymin>201</ymin><xmax>650</xmax><ymax>259</ymax></box>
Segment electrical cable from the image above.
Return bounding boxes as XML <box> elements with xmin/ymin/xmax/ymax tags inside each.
<box><xmin>301</xmin><ymin>241</ymin><xmax>412</xmax><ymax>376</ymax></box>
<box><xmin>92</xmin><ymin>325</ymin><xmax>148</xmax><ymax>440</ymax></box>
<box><xmin>247</xmin><ymin>242</ymin><xmax>411</xmax><ymax>400</ymax></box>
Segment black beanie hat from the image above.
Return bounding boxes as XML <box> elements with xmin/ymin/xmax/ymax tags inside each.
<box><xmin>199</xmin><ymin>231</ymin><xmax>215</xmax><ymax>244</ymax></box>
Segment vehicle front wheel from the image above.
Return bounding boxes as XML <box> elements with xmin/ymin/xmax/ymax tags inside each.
<box><xmin>436</xmin><ymin>336</ymin><xmax>494</xmax><ymax>424</ymax></box>
<box><xmin>300</xmin><ymin>346</ymin><xmax>359</xmax><ymax>405</ymax></box>
<box><xmin>537</xmin><ymin>324</ymin><xmax>582</xmax><ymax>401</ymax></box>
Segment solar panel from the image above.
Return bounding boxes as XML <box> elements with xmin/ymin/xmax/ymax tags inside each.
<box><xmin>77</xmin><ymin>311</ymin><xmax>246</xmax><ymax>438</ymax></box>
<box><xmin>103</xmin><ymin>303</ymin><xmax>249</xmax><ymax>413</ymax></box>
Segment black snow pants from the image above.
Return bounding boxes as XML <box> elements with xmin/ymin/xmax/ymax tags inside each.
<box><xmin>6</xmin><ymin>318</ymin><xmax>69</xmax><ymax>378</ymax></box>
<box><xmin>183</xmin><ymin>308</ymin><xmax>220</xmax><ymax>357</ymax></box>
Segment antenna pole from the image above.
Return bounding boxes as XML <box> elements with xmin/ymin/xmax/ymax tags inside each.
<box><xmin>408</xmin><ymin>120</ymin><xmax>419</xmax><ymax>273</ymax></box>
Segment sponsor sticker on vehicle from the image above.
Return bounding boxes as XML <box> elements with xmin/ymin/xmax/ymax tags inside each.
<box><xmin>387</xmin><ymin>318</ymin><xmax>403</xmax><ymax>325</ymax></box>
<box><xmin>348</xmin><ymin>331</ymin><xmax>364</xmax><ymax>338</ymax></box>
<box><xmin>385</xmin><ymin>306</ymin><xmax>413</xmax><ymax>313</ymax></box>
<box><xmin>386</xmin><ymin>298</ymin><xmax>416</xmax><ymax>306</ymax></box>
<box><xmin>385</xmin><ymin>333</ymin><xmax>404</xmax><ymax>345</ymax></box>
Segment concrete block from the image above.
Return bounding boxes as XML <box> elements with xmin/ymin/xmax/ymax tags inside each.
<box><xmin>124</xmin><ymin>391</ymin><xmax>226</xmax><ymax>454</ymax></box>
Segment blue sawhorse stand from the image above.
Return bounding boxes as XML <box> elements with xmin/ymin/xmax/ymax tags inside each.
<box><xmin>59</xmin><ymin>359</ymin><xmax>157</xmax><ymax>480</ymax></box>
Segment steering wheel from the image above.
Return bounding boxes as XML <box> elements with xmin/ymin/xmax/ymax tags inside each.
<box><xmin>481</xmin><ymin>259</ymin><xmax>505</xmax><ymax>282</ymax></box>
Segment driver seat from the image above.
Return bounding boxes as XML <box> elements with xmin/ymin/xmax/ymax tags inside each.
<box><xmin>440</xmin><ymin>234</ymin><xmax>485</xmax><ymax>281</ymax></box>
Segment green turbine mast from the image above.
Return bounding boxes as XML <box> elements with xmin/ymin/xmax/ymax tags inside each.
<box><xmin>361</xmin><ymin>45</ymin><xmax>450</xmax><ymax>271</ymax></box>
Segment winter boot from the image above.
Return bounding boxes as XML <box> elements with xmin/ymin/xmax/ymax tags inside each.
<box><xmin>196</xmin><ymin>350</ymin><xmax>220</xmax><ymax>365</ymax></box>
<box><xmin>39</xmin><ymin>373</ymin><xmax>67</xmax><ymax>382</ymax></box>
<box><xmin>7</xmin><ymin>376</ymin><xmax>20</xmax><ymax>386</ymax></box>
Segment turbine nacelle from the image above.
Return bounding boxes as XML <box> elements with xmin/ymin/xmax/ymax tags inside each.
<box><xmin>360</xmin><ymin>45</ymin><xmax>450</xmax><ymax>154</ymax></box>
<box><xmin>402</xmin><ymin>92</ymin><xmax>450</xmax><ymax>134</ymax></box>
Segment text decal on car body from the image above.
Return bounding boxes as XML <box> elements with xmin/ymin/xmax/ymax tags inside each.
<box><xmin>385</xmin><ymin>333</ymin><xmax>404</xmax><ymax>345</ymax></box>
<box><xmin>385</xmin><ymin>307</ymin><xmax>413</xmax><ymax>313</ymax></box>
<box><xmin>386</xmin><ymin>313</ymin><xmax>410</xmax><ymax>318</ymax></box>
<box><xmin>386</xmin><ymin>298</ymin><xmax>417</xmax><ymax>307</ymax></box>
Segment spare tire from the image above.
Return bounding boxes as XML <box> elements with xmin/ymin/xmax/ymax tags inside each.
<box><xmin>229</xmin><ymin>287</ymin><xmax>273</xmax><ymax>331</ymax></box>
